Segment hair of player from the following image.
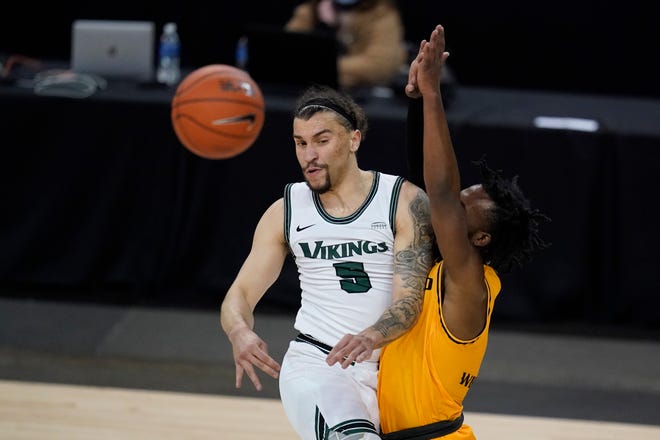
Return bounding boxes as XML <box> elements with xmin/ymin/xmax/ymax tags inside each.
<box><xmin>476</xmin><ymin>157</ymin><xmax>551</xmax><ymax>273</ymax></box>
<box><xmin>293</xmin><ymin>84</ymin><xmax>369</xmax><ymax>140</ymax></box>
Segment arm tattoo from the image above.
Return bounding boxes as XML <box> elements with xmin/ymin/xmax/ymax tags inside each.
<box><xmin>396</xmin><ymin>189</ymin><xmax>435</xmax><ymax>291</ymax></box>
<box><xmin>373</xmin><ymin>188</ymin><xmax>435</xmax><ymax>342</ymax></box>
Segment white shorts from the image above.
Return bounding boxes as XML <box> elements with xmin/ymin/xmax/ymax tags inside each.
<box><xmin>279</xmin><ymin>335</ymin><xmax>382</xmax><ymax>440</ymax></box>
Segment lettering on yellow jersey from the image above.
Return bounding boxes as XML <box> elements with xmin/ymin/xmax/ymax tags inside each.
<box><xmin>299</xmin><ymin>240</ymin><xmax>389</xmax><ymax>259</ymax></box>
<box><xmin>460</xmin><ymin>372</ymin><xmax>477</xmax><ymax>388</ymax></box>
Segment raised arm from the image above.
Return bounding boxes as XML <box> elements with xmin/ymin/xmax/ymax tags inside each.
<box><xmin>220</xmin><ymin>198</ymin><xmax>290</xmax><ymax>390</ymax></box>
<box><xmin>414</xmin><ymin>25</ymin><xmax>490</xmax><ymax>339</ymax></box>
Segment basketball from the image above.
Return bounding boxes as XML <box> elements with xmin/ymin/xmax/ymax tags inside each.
<box><xmin>171</xmin><ymin>64</ymin><xmax>265</xmax><ymax>159</ymax></box>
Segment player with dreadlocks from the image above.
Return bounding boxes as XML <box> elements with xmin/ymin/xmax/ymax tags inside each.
<box><xmin>377</xmin><ymin>25</ymin><xmax>550</xmax><ymax>439</ymax></box>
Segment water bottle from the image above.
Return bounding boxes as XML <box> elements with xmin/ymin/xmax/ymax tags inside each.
<box><xmin>157</xmin><ymin>22</ymin><xmax>181</xmax><ymax>86</ymax></box>
<box><xmin>235</xmin><ymin>36</ymin><xmax>248</xmax><ymax>70</ymax></box>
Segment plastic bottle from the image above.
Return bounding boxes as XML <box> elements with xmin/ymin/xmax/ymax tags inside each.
<box><xmin>157</xmin><ymin>22</ymin><xmax>181</xmax><ymax>86</ymax></box>
<box><xmin>235</xmin><ymin>36</ymin><xmax>248</xmax><ymax>70</ymax></box>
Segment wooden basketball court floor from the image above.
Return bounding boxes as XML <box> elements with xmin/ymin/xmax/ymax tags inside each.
<box><xmin>1</xmin><ymin>296</ymin><xmax>659</xmax><ymax>439</ymax></box>
<box><xmin>2</xmin><ymin>379</ymin><xmax>659</xmax><ymax>440</ymax></box>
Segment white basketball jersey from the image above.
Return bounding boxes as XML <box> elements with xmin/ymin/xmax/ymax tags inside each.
<box><xmin>284</xmin><ymin>171</ymin><xmax>405</xmax><ymax>358</ymax></box>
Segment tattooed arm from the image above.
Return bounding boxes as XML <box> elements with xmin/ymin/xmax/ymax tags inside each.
<box><xmin>326</xmin><ymin>181</ymin><xmax>435</xmax><ymax>368</ymax></box>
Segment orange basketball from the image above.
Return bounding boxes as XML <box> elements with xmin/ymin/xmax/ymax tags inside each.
<box><xmin>171</xmin><ymin>64</ymin><xmax>265</xmax><ymax>159</ymax></box>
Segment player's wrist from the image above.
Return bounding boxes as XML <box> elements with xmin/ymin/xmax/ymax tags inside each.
<box><xmin>226</xmin><ymin>323</ymin><xmax>252</xmax><ymax>341</ymax></box>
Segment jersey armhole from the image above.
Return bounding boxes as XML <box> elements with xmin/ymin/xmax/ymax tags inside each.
<box><xmin>388</xmin><ymin>176</ymin><xmax>405</xmax><ymax>235</ymax></box>
<box><xmin>438</xmin><ymin>263</ymin><xmax>493</xmax><ymax>345</ymax></box>
<box><xmin>284</xmin><ymin>183</ymin><xmax>294</xmax><ymax>251</ymax></box>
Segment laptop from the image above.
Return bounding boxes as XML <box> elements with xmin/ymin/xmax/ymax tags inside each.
<box><xmin>241</xmin><ymin>25</ymin><xmax>339</xmax><ymax>94</ymax></box>
<box><xmin>70</xmin><ymin>20</ymin><xmax>155</xmax><ymax>82</ymax></box>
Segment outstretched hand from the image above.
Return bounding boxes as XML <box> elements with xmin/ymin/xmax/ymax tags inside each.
<box><xmin>405</xmin><ymin>25</ymin><xmax>450</xmax><ymax>99</ymax></box>
<box><xmin>228</xmin><ymin>326</ymin><xmax>281</xmax><ymax>391</ymax></box>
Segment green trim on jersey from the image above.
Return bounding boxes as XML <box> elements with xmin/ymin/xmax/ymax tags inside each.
<box><xmin>284</xmin><ymin>173</ymin><xmax>403</xmax><ymax>248</ymax></box>
<box><xmin>388</xmin><ymin>176</ymin><xmax>405</xmax><ymax>236</ymax></box>
<box><xmin>312</xmin><ymin>171</ymin><xmax>380</xmax><ymax>224</ymax></box>
<box><xmin>284</xmin><ymin>182</ymin><xmax>294</xmax><ymax>249</ymax></box>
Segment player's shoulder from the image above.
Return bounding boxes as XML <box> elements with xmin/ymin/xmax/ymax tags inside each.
<box><xmin>372</xmin><ymin>171</ymin><xmax>428</xmax><ymax>208</ymax></box>
<box><xmin>257</xmin><ymin>198</ymin><xmax>286</xmax><ymax>239</ymax></box>
<box><xmin>389</xmin><ymin>177</ymin><xmax>430</xmax><ymax>227</ymax></box>
<box><xmin>284</xmin><ymin>180</ymin><xmax>312</xmax><ymax>194</ymax></box>
<box><xmin>263</xmin><ymin>197</ymin><xmax>285</xmax><ymax>218</ymax></box>
<box><xmin>399</xmin><ymin>178</ymin><xmax>430</xmax><ymax>206</ymax></box>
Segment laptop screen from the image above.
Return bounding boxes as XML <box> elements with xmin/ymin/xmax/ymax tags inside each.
<box><xmin>70</xmin><ymin>20</ymin><xmax>155</xmax><ymax>82</ymax></box>
<box><xmin>241</xmin><ymin>25</ymin><xmax>339</xmax><ymax>94</ymax></box>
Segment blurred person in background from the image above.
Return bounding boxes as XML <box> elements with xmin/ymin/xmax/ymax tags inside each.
<box><xmin>285</xmin><ymin>0</ymin><xmax>407</xmax><ymax>89</ymax></box>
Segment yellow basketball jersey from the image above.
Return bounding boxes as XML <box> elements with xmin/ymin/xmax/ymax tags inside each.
<box><xmin>378</xmin><ymin>260</ymin><xmax>501</xmax><ymax>439</ymax></box>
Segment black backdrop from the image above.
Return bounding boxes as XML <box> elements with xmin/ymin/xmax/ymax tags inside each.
<box><xmin>2</xmin><ymin>1</ymin><xmax>659</xmax><ymax>98</ymax></box>
<box><xmin>2</xmin><ymin>83</ymin><xmax>660</xmax><ymax>333</ymax></box>
<box><xmin>2</xmin><ymin>1</ymin><xmax>660</xmax><ymax>333</ymax></box>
